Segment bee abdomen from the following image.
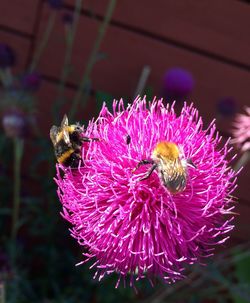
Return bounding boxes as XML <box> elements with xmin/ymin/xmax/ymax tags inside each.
<box><xmin>54</xmin><ymin>139</ymin><xmax>81</xmax><ymax>167</ymax></box>
<box><xmin>63</xmin><ymin>152</ymin><xmax>81</xmax><ymax>168</ymax></box>
<box><xmin>161</xmin><ymin>171</ymin><xmax>187</xmax><ymax>193</ymax></box>
<box><xmin>57</xmin><ymin>148</ymin><xmax>75</xmax><ymax>164</ymax></box>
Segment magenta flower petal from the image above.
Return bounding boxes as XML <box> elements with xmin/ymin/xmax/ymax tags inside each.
<box><xmin>55</xmin><ymin>97</ymin><xmax>237</xmax><ymax>287</ymax></box>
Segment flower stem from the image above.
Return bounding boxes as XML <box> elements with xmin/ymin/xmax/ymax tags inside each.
<box><xmin>11</xmin><ymin>138</ymin><xmax>24</xmax><ymax>244</ymax></box>
<box><xmin>68</xmin><ymin>0</ymin><xmax>117</xmax><ymax>120</ymax></box>
<box><xmin>29</xmin><ymin>11</ymin><xmax>57</xmax><ymax>72</ymax></box>
<box><xmin>0</xmin><ymin>283</ymin><xmax>5</xmax><ymax>303</ymax></box>
<box><xmin>53</xmin><ymin>0</ymin><xmax>83</xmax><ymax>123</ymax></box>
<box><xmin>133</xmin><ymin>65</ymin><xmax>151</xmax><ymax>99</ymax></box>
<box><xmin>0</xmin><ymin>68</ymin><xmax>13</xmax><ymax>87</ymax></box>
<box><xmin>61</xmin><ymin>0</ymin><xmax>82</xmax><ymax>84</ymax></box>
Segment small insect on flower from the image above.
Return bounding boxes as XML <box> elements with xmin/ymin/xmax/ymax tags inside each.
<box><xmin>50</xmin><ymin>115</ymin><xmax>98</xmax><ymax>168</ymax></box>
<box><xmin>133</xmin><ymin>141</ymin><xmax>196</xmax><ymax>194</ymax></box>
<box><xmin>126</xmin><ymin>134</ymin><xmax>131</xmax><ymax>145</ymax></box>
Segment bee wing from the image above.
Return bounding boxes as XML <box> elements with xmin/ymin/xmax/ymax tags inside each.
<box><xmin>50</xmin><ymin>126</ymin><xmax>58</xmax><ymax>145</ymax></box>
<box><xmin>63</xmin><ymin>129</ymin><xmax>71</xmax><ymax>144</ymax></box>
<box><xmin>61</xmin><ymin>114</ymin><xmax>69</xmax><ymax>127</ymax></box>
<box><xmin>60</xmin><ymin>115</ymin><xmax>71</xmax><ymax>144</ymax></box>
<box><xmin>161</xmin><ymin>160</ymin><xmax>187</xmax><ymax>193</ymax></box>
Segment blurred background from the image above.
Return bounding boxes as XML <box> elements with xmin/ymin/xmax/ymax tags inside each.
<box><xmin>0</xmin><ymin>0</ymin><xmax>250</xmax><ymax>302</ymax></box>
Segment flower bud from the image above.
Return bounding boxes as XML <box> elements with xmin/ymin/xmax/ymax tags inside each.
<box><xmin>162</xmin><ymin>67</ymin><xmax>194</xmax><ymax>101</ymax></box>
<box><xmin>2</xmin><ymin>110</ymin><xmax>27</xmax><ymax>138</ymax></box>
<box><xmin>48</xmin><ymin>0</ymin><xmax>63</xmax><ymax>9</ymax></box>
<box><xmin>21</xmin><ymin>72</ymin><xmax>41</xmax><ymax>91</ymax></box>
<box><xmin>0</xmin><ymin>43</ymin><xmax>16</xmax><ymax>69</ymax></box>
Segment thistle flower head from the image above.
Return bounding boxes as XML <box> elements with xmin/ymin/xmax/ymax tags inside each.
<box><xmin>55</xmin><ymin>97</ymin><xmax>236</xmax><ymax>287</ymax></box>
<box><xmin>232</xmin><ymin>107</ymin><xmax>250</xmax><ymax>152</ymax></box>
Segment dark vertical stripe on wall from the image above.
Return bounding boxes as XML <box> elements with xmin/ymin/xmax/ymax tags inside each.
<box><xmin>26</xmin><ymin>0</ymin><xmax>44</xmax><ymax>69</ymax></box>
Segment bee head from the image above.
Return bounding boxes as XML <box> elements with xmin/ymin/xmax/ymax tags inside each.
<box><xmin>60</xmin><ymin>115</ymin><xmax>83</xmax><ymax>143</ymax></box>
<box><xmin>152</xmin><ymin>141</ymin><xmax>180</xmax><ymax>161</ymax></box>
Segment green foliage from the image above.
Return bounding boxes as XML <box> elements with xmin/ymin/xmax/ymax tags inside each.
<box><xmin>95</xmin><ymin>90</ymin><xmax>114</xmax><ymax>113</ymax></box>
<box><xmin>233</xmin><ymin>252</ymin><xmax>250</xmax><ymax>303</ymax></box>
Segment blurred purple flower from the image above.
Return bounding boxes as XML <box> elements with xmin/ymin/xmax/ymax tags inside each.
<box><xmin>0</xmin><ymin>251</ymin><xmax>10</xmax><ymax>272</ymax></box>
<box><xmin>55</xmin><ymin>97</ymin><xmax>236</xmax><ymax>287</ymax></box>
<box><xmin>162</xmin><ymin>68</ymin><xmax>194</xmax><ymax>101</ymax></box>
<box><xmin>21</xmin><ymin>72</ymin><xmax>41</xmax><ymax>91</ymax></box>
<box><xmin>0</xmin><ymin>43</ymin><xmax>16</xmax><ymax>69</ymax></box>
<box><xmin>48</xmin><ymin>0</ymin><xmax>63</xmax><ymax>9</ymax></box>
<box><xmin>232</xmin><ymin>107</ymin><xmax>250</xmax><ymax>152</ymax></box>
<box><xmin>217</xmin><ymin>97</ymin><xmax>237</xmax><ymax>117</ymax></box>
<box><xmin>62</xmin><ymin>13</ymin><xmax>74</xmax><ymax>25</ymax></box>
<box><xmin>2</xmin><ymin>109</ymin><xmax>28</xmax><ymax>138</ymax></box>
<box><xmin>0</xmin><ymin>250</ymin><xmax>12</xmax><ymax>281</ymax></box>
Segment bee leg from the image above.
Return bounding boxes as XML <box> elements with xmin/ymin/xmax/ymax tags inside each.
<box><xmin>81</xmin><ymin>137</ymin><xmax>99</xmax><ymax>142</ymax></box>
<box><xmin>139</xmin><ymin>163</ymin><xmax>158</xmax><ymax>181</ymax></box>
<box><xmin>132</xmin><ymin>159</ymin><xmax>154</xmax><ymax>173</ymax></box>
<box><xmin>186</xmin><ymin>158</ymin><xmax>196</xmax><ymax>168</ymax></box>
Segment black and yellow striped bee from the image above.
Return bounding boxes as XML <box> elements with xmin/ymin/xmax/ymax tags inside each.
<box><xmin>133</xmin><ymin>141</ymin><xmax>196</xmax><ymax>194</ymax></box>
<box><xmin>50</xmin><ymin>115</ymin><xmax>98</xmax><ymax>168</ymax></box>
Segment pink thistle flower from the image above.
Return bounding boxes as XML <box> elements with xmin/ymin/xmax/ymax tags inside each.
<box><xmin>232</xmin><ymin>107</ymin><xmax>250</xmax><ymax>152</ymax></box>
<box><xmin>55</xmin><ymin>97</ymin><xmax>237</xmax><ymax>287</ymax></box>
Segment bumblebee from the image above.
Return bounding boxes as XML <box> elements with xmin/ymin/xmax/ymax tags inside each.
<box><xmin>50</xmin><ymin>115</ymin><xmax>97</xmax><ymax>168</ymax></box>
<box><xmin>133</xmin><ymin>141</ymin><xmax>196</xmax><ymax>194</ymax></box>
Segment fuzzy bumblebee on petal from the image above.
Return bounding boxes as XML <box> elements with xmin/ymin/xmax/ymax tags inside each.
<box><xmin>50</xmin><ymin>115</ymin><xmax>99</xmax><ymax>168</ymax></box>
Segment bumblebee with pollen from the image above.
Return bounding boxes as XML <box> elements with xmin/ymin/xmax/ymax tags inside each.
<box><xmin>50</xmin><ymin>115</ymin><xmax>98</xmax><ymax>168</ymax></box>
<box><xmin>133</xmin><ymin>141</ymin><xmax>196</xmax><ymax>194</ymax></box>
